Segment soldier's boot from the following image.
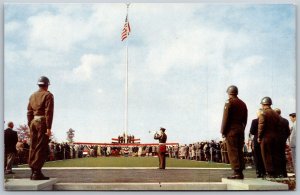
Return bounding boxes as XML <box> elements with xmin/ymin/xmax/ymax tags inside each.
<box><xmin>267</xmin><ymin>172</ymin><xmax>277</xmax><ymax>179</ymax></box>
<box><xmin>227</xmin><ymin>169</ymin><xmax>244</xmax><ymax>179</ymax></box>
<box><xmin>30</xmin><ymin>167</ymin><xmax>34</xmax><ymax>179</ymax></box>
<box><xmin>31</xmin><ymin>169</ymin><xmax>49</xmax><ymax>180</ymax></box>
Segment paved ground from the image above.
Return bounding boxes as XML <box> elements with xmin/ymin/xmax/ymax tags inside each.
<box><xmin>5</xmin><ymin>168</ymin><xmax>257</xmax><ymax>183</ymax></box>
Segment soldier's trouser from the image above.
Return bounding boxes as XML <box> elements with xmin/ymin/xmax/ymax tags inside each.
<box><xmin>158</xmin><ymin>151</ymin><xmax>166</xmax><ymax>169</ymax></box>
<box><xmin>5</xmin><ymin>153</ymin><xmax>15</xmax><ymax>171</ymax></box>
<box><xmin>226</xmin><ymin>135</ymin><xmax>245</xmax><ymax>172</ymax></box>
<box><xmin>260</xmin><ymin>138</ymin><xmax>280</xmax><ymax>176</ymax></box>
<box><xmin>28</xmin><ymin>118</ymin><xmax>49</xmax><ymax>171</ymax></box>
<box><xmin>158</xmin><ymin>145</ymin><xmax>166</xmax><ymax>169</ymax></box>
<box><xmin>224</xmin><ymin>152</ymin><xmax>229</xmax><ymax>164</ymax></box>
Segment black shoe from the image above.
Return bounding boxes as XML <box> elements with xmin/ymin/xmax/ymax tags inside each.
<box><xmin>31</xmin><ymin>173</ymin><xmax>49</xmax><ymax>180</ymax></box>
<box><xmin>264</xmin><ymin>174</ymin><xmax>276</xmax><ymax>179</ymax></box>
<box><xmin>227</xmin><ymin>174</ymin><xmax>244</xmax><ymax>179</ymax></box>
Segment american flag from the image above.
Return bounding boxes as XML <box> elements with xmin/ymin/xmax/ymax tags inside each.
<box><xmin>121</xmin><ymin>15</ymin><xmax>131</xmax><ymax>41</ymax></box>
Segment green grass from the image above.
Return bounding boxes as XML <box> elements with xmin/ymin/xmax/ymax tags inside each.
<box><xmin>19</xmin><ymin>157</ymin><xmax>231</xmax><ymax>168</ymax></box>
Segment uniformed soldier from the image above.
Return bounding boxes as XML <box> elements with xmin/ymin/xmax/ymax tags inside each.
<box><xmin>27</xmin><ymin>76</ymin><xmax>54</xmax><ymax>180</ymax></box>
<box><xmin>154</xmin><ymin>127</ymin><xmax>167</xmax><ymax>169</ymax></box>
<box><xmin>257</xmin><ymin>97</ymin><xmax>281</xmax><ymax>178</ymax></box>
<box><xmin>221</xmin><ymin>85</ymin><xmax>248</xmax><ymax>179</ymax></box>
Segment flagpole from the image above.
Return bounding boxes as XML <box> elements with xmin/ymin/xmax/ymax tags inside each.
<box><xmin>125</xmin><ymin>3</ymin><xmax>130</xmax><ymax>144</ymax></box>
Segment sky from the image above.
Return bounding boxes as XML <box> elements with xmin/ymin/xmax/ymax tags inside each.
<box><xmin>4</xmin><ymin>3</ymin><xmax>296</xmax><ymax>144</ymax></box>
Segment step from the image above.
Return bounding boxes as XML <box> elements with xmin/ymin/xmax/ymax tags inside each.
<box><xmin>4</xmin><ymin>178</ymin><xmax>290</xmax><ymax>191</ymax></box>
<box><xmin>222</xmin><ymin>178</ymin><xmax>289</xmax><ymax>190</ymax></box>
<box><xmin>4</xmin><ymin>178</ymin><xmax>58</xmax><ymax>191</ymax></box>
<box><xmin>54</xmin><ymin>182</ymin><xmax>227</xmax><ymax>190</ymax></box>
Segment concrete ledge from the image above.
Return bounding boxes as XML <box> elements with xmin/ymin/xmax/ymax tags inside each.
<box><xmin>54</xmin><ymin>182</ymin><xmax>227</xmax><ymax>191</ymax></box>
<box><xmin>4</xmin><ymin>178</ymin><xmax>289</xmax><ymax>191</ymax></box>
<box><xmin>4</xmin><ymin>178</ymin><xmax>58</xmax><ymax>191</ymax></box>
<box><xmin>222</xmin><ymin>178</ymin><xmax>289</xmax><ymax>190</ymax></box>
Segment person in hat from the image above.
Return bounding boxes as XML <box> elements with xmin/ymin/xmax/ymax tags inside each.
<box><xmin>154</xmin><ymin>127</ymin><xmax>167</xmax><ymax>169</ymax></box>
<box><xmin>257</xmin><ymin>97</ymin><xmax>281</xmax><ymax>178</ymax></box>
<box><xmin>220</xmin><ymin>85</ymin><xmax>248</xmax><ymax>179</ymax></box>
<box><xmin>27</xmin><ymin>76</ymin><xmax>54</xmax><ymax>180</ymax></box>
<box><xmin>289</xmin><ymin>113</ymin><xmax>296</xmax><ymax>174</ymax></box>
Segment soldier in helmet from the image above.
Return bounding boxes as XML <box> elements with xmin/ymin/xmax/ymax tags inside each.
<box><xmin>257</xmin><ymin>97</ymin><xmax>281</xmax><ymax>178</ymax></box>
<box><xmin>27</xmin><ymin>76</ymin><xmax>54</xmax><ymax>180</ymax></box>
<box><xmin>221</xmin><ymin>85</ymin><xmax>248</xmax><ymax>179</ymax></box>
<box><xmin>154</xmin><ymin>127</ymin><xmax>167</xmax><ymax>169</ymax></box>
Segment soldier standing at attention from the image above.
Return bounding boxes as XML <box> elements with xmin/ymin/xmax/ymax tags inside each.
<box><xmin>27</xmin><ymin>76</ymin><xmax>54</xmax><ymax>180</ymax></box>
<box><xmin>154</xmin><ymin>127</ymin><xmax>167</xmax><ymax>169</ymax></box>
<box><xmin>221</xmin><ymin>85</ymin><xmax>248</xmax><ymax>179</ymax></box>
<box><xmin>257</xmin><ymin>97</ymin><xmax>281</xmax><ymax>178</ymax></box>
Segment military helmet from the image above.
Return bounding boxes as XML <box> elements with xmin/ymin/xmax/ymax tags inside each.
<box><xmin>260</xmin><ymin>97</ymin><xmax>272</xmax><ymax>105</ymax></box>
<box><xmin>37</xmin><ymin>76</ymin><xmax>50</xmax><ymax>86</ymax></box>
<box><xmin>226</xmin><ymin>85</ymin><xmax>238</xmax><ymax>95</ymax></box>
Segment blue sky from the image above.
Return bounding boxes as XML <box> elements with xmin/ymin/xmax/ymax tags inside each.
<box><xmin>4</xmin><ymin>3</ymin><xmax>296</xmax><ymax>144</ymax></box>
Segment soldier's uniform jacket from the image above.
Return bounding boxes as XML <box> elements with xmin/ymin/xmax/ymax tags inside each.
<box><xmin>221</xmin><ymin>97</ymin><xmax>248</xmax><ymax>136</ymax></box>
<box><xmin>258</xmin><ymin>108</ymin><xmax>280</xmax><ymax>139</ymax></box>
<box><xmin>154</xmin><ymin>132</ymin><xmax>167</xmax><ymax>143</ymax></box>
<box><xmin>27</xmin><ymin>89</ymin><xmax>54</xmax><ymax>129</ymax></box>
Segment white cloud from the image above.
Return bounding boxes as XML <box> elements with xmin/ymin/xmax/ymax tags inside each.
<box><xmin>27</xmin><ymin>11</ymin><xmax>90</xmax><ymax>52</ymax></box>
<box><xmin>5</xmin><ymin>20</ymin><xmax>22</xmax><ymax>34</ymax></box>
<box><xmin>72</xmin><ymin>54</ymin><xmax>106</xmax><ymax>81</ymax></box>
<box><xmin>231</xmin><ymin>55</ymin><xmax>264</xmax><ymax>74</ymax></box>
<box><xmin>97</xmin><ymin>88</ymin><xmax>103</xmax><ymax>94</ymax></box>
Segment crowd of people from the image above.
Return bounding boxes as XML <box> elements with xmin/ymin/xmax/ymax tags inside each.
<box><xmin>11</xmin><ymin>139</ymin><xmax>252</xmax><ymax>165</ymax></box>
<box><xmin>6</xmin><ymin>129</ymin><xmax>294</xmax><ymax>178</ymax></box>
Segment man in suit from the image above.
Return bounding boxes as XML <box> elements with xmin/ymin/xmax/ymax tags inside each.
<box><xmin>250</xmin><ymin>109</ymin><xmax>266</xmax><ymax>178</ymax></box>
<box><xmin>27</xmin><ymin>76</ymin><xmax>54</xmax><ymax>180</ymax></box>
<box><xmin>154</xmin><ymin>127</ymin><xmax>167</xmax><ymax>169</ymax></box>
<box><xmin>257</xmin><ymin>97</ymin><xmax>281</xmax><ymax>178</ymax></box>
<box><xmin>4</xmin><ymin>121</ymin><xmax>18</xmax><ymax>174</ymax></box>
<box><xmin>221</xmin><ymin>85</ymin><xmax>248</xmax><ymax>179</ymax></box>
<box><xmin>274</xmin><ymin>108</ymin><xmax>290</xmax><ymax>177</ymax></box>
